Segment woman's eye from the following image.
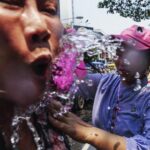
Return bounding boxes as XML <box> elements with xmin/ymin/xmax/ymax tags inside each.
<box><xmin>42</xmin><ymin>7</ymin><xmax>57</xmax><ymax>16</ymax></box>
<box><xmin>0</xmin><ymin>0</ymin><xmax>24</xmax><ymax>7</ymax></box>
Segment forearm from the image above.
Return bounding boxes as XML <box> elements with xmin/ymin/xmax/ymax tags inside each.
<box><xmin>48</xmin><ymin>103</ymin><xmax>126</xmax><ymax>150</ymax></box>
<box><xmin>85</xmin><ymin>127</ymin><xmax>126</xmax><ymax>150</ymax></box>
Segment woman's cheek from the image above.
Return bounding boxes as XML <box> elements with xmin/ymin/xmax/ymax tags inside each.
<box><xmin>48</xmin><ymin>21</ymin><xmax>64</xmax><ymax>57</ymax></box>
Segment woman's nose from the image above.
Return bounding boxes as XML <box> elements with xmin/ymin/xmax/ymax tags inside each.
<box><xmin>21</xmin><ymin>8</ymin><xmax>51</xmax><ymax>44</ymax></box>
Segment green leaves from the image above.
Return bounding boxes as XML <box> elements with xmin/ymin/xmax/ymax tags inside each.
<box><xmin>98</xmin><ymin>0</ymin><xmax>150</xmax><ymax>22</ymax></box>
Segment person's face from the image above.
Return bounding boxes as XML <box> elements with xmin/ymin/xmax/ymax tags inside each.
<box><xmin>115</xmin><ymin>44</ymin><xmax>150</xmax><ymax>83</ymax></box>
<box><xmin>0</xmin><ymin>0</ymin><xmax>63</xmax><ymax>106</ymax></box>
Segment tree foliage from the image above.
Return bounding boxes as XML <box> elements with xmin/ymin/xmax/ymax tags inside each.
<box><xmin>98</xmin><ymin>0</ymin><xmax>150</xmax><ymax>22</ymax></box>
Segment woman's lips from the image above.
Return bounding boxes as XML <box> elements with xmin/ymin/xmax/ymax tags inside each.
<box><xmin>31</xmin><ymin>56</ymin><xmax>51</xmax><ymax>78</ymax></box>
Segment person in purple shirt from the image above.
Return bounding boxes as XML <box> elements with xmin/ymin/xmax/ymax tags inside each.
<box><xmin>49</xmin><ymin>25</ymin><xmax>150</xmax><ymax>150</ymax></box>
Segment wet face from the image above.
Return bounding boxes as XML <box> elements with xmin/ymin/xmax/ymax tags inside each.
<box><xmin>0</xmin><ymin>0</ymin><xmax>63</xmax><ymax>106</ymax></box>
<box><xmin>115</xmin><ymin>43</ymin><xmax>150</xmax><ymax>84</ymax></box>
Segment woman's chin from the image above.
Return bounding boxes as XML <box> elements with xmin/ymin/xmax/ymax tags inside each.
<box><xmin>3</xmin><ymin>75</ymin><xmax>47</xmax><ymax>108</ymax></box>
<box><xmin>1</xmin><ymin>61</ymin><xmax>49</xmax><ymax>108</ymax></box>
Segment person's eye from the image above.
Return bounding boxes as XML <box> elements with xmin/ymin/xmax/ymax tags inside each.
<box><xmin>42</xmin><ymin>7</ymin><xmax>57</xmax><ymax>16</ymax></box>
<box><xmin>0</xmin><ymin>0</ymin><xmax>24</xmax><ymax>8</ymax></box>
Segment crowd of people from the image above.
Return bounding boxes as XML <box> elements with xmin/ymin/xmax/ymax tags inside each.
<box><xmin>0</xmin><ymin>0</ymin><xmax>150</xmax><ymax>150</ymax></box>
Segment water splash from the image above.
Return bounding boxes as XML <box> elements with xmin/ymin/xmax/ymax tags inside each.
<box><xmin>134</xmin><ymin>72</ymin><xmax>142</xmax><ymax>91</ymax></box>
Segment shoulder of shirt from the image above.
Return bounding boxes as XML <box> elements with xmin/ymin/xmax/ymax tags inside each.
<box><xmin>97</xmin><ymin>73</ymin><xmax>120</xmax><ymax>90</ymax></box>
<box><xmin>138</xmin><ymin>84</ymin><xmax>150</xmax><ymax>110</ymax></box>
<box><xmin>101</xmin><ymin>73</ymin><xmax>119</xmax><ymax>82</ymax></box>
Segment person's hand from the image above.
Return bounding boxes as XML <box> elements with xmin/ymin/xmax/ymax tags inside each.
<box><xmin>48</xmin><ymin>100</ymin><xmax>93</xmax><ymax>143</ymax></box>
<box><xmin>48</xmin><ymin>101</ymin><xmax>126</xmax><ymax>150</ymax></box>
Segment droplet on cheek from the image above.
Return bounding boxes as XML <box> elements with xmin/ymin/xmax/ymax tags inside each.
<box><xmin>123</xmin><ymin>59</ymin><xmax>130</xmax><ymax>66</ymax></box>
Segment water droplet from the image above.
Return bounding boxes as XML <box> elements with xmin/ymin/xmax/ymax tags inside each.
<box><xmin>76</xmin><ymin>79</ymin><xmax>81</xmax><ymax>84</ymax></box>
<box><xmin>127</xmin><ymin>39</ymin><xmax>136</xmax><ymax>46</ymax></box>
<box><xmin>134</xmin><ymin>72</ymin><xmax>142</xmax><ymax>91</ymax></box>
<box><xmin>120</xmin><ymin>48</ymin><xmax>125</xmax><ymax>52</ymax></box>
<box><xmin>113</xmin><ymin>56</ymin><xmax>118</xmax><ymax>61</ymax></box>
<box><xmin>86</xmin><ymin>79</ymin><xmax>93</xmax><ymax>86</ymax></box>
<box><xmin>124</xmin><ymin>59</ymin><xmax>130</xmax><ymax>65</ymax></box>
<box><xmin>135</xmin><ymin>72</ymin><xmax>140</xmax><ymax>79</ymax></box>
<box><xmin>58</xmin><ymin>136</ymin><xmax>64</xmax><ymax>142</ymax></box>
<box><xmin>81</xmin><ymin>80</ymin><xmax>85</xmax><ymax>83</ymax></box>
<box><xmin>111</xmin><ymin>126</ymin><xmax>114</xmax><ymax>130</ymax></box>
<box><xmin>53</xmin><ymin>113</ymin><xmax>59</xmax><ymax>118</ymax></box>
<box><xmin>35</xmin><ymin>137</ymin><xmax>40</xmax><ymax>142</ymax></box>
<box><xmin>134</xmin><ymin>84</ymin><xmax>142</xmax><ymax>91</ymax></box>
<box><xmin>122</xmin><ymin>77</ymin><xmax>126</xmax><ymax>81</ymax></box>
<box><xmin>143</xmin><ymin>131</ymin><xmax>146</xmax><ymax>135</ymax></box>
<box><xmin>107</xmin><ymin>106</ymin><xmax>111</xmax><ymax>110</ymax></box>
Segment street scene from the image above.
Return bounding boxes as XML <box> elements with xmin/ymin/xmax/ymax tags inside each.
<box><xmin>0</xmin><ymin>0</ymin><xmax>150</xmax><ymax>150</ymax></box>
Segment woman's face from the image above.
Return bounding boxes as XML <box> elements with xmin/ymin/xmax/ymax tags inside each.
<box><xmin>0</xmin><ymin>0</ymin><xmax>63</xmax><ymax>106</ymax></box>
<box><xmin>115</xmin><ymin>44</ymin><xmax>150</xmax><ymax>83</ymax></box>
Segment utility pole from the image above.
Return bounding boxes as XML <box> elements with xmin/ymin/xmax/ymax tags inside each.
<box><xmin>71</xmin><ymin>0</ymin><xmax>75</xmax><ymax>27</ymax></box>
<box><xmin>57</xmin><ymin>0</ymin><xmax>60</xmax><ymax>17</ymax></box>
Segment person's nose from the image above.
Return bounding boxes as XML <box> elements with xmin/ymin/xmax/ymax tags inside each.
<box><xmin>21</xmin><ymin>7</ymin><xmax>51</xmax><ymax>44</ymax></box>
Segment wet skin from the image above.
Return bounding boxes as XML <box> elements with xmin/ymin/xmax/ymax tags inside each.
<box><xmin>0</xmin><ymin>0</ymin><xmax>63</xmax><ymax>106</ymax></box>
<box><xmin>0</xmin><ymin>0</ymin><xmax>64</xmax><ymax>149</ymax></box>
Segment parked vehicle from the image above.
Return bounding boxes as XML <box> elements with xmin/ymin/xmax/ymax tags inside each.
<box><xmin>73</xmin><ymin>95</ymin><xmax>85</xmax><ymax>110</ymax></box>
<box><xmin>72</xmin><ymin>83</ymin><xmax>94</xmax><ymax>110</ymax></box>
<box><xmin>85</xmin><ymin>60</ymin><xmax>107</xmax><ymax>73</ymax></box>
<box><xmin>106</xmin><ymin>63</ymin><xmax>116</xmax><ymax>73</ymax></box>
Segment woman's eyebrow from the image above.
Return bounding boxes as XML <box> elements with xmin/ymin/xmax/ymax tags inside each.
<box><xmin>41</xmin><ymin>0</ymin><xmax>57</xmax><ymax>7</ymax></box>
<box><xmin>44</xmin><ymin>0</ymin><xmax>57</xmax><ymax>3</ymax></box>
